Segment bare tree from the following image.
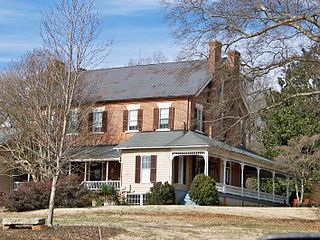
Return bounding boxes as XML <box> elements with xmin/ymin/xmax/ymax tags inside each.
<box><xmin>127</xmin><ymin>50</ymin><xmax>168</xmax><ymax>66</ymax></box>
<box><xmin>0</xmin><ymin>0</ymin><xmax>111</xmax><ymax>226</ymax></box>
<box><xmin>162</xmin><ymin>0</ymin><xmax>319</xmax><ymax>73</ymax></box>
<box><xmin>275</xmin><ymin>134</ymin><xmax>320</xmax><ymax>205</ymax></box>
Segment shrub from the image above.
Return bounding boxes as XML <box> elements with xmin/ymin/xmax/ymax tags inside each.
<box><xmin>100</xmin><ymin>184</ymin><xmax>119</xmax><ymax>205</ymax></box>
<box><xmin>146</xmin><ymin>181</ymin><xmax>175</xmax><ymax>205</ymax></box>
<box><xmin>3</xmin><ymin>175</ymin><xmax>92</xmax><ymax>211</ymax></box>
<box><xmin>189</xmin><ymin>174</ymin><xmax>219</xmax><ymax>206</ymax></box>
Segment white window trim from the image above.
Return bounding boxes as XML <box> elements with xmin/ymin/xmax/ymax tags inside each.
<box><xmin>195</xmin><ymin>104</ymin><xmax>203</xmax><ymax>133</ymax></box>
<box><xmin>127</xmin><ymin>104</ymin><xmax>140</xmax><ymax>111</ymax></box>
<box><xmin>92</xmin><ymin>107</ymin><xmax>104</xmax><ymax>134</ymax></box>
<box><xmin>140</xmin><ymin>155</ymin><xmax>151</xmax><ymax>184</ymax></box>
<box><xmin>157</xmin><ymin>102</ymin><xmax>172</xmax><ymax>108</ymax></box>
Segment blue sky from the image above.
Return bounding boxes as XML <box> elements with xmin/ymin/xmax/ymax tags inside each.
<box><xmin>0</xmin><ymin>0</ymin><xmax>179</xmax><ymax>69</ymax></box>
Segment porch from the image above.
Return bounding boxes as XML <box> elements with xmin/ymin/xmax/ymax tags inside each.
<box><xmin>171</xmin><ymin>151</ymin><xmax>289</xmax><ymax>205</ymax></box>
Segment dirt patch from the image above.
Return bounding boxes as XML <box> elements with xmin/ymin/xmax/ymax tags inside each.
<box><xmin>0</xmin><ymin>226</ymin><xmax>125</xmax><ymax>240</ymax></box>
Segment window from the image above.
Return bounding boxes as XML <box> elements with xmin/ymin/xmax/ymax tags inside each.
<box><xmin>128</xmin><ymin>110</ymin><xmax>138</xmax><ymax>130</ymax></box>
<box><xmin>196</xmin><ymin>104</ymin><xmax>203</xmax><ymax>132</ymax></box>
<box><xmin>159</xmin><ymin>108</ymin><xmax>169</xmax><ymax>129</ymax></box>
<box><xmin>93</xmin><ymin>110</ymin><xmax>103</xmax><ymax>132</ymax></box>
<box><xmin>68</xmin><ymin>109</ymin><xmax>78</xmax><ymax>133</ymax></box>
<box><xmin>141</xmin><ymin>156</ymin><xmax>151</xmax><ymax>183</ymax></box>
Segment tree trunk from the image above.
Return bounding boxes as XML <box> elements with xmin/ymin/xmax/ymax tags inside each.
<box><xmin>294</xmin><ymin>179</ymin><xmax>300</xmax><ymax>204</ymax></box>
<box><xmin>300</xmin><ymin>178</ymin><xmax>304</xmax><ymax>205</ymax></box>
<box><xmin>47</xmin><ymin>174</ymin><xmax>59</xmax><ymax>227</ymax></box>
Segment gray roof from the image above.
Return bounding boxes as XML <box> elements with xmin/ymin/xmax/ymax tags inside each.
<box><xmin>116</xmin><ymin>131</ymin><xmax>273</xmax><ymax>163</ymax></box>
<box><xmin>83</xmin><ymin>60</ymin><xmax>211</xmax><ymax>102</ymax></box>
<box><xmin>72</xmin><ymin>145</ymin><xmax>120</xmax><ymax>161</ymax></box>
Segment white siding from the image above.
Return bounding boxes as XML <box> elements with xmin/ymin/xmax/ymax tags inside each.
<box><xmin>121</xmin><ymin>149</ymin><xmax>172</xmax><ymax>194</ymax></box>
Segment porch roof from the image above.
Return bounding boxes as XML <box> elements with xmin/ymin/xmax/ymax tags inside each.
<box><xmin>71</xmin><ymin>145</ymin><xmax>120</xmax><ymax>161</ymax></box>
<box><xmin>115</xmin><ymin>131</ymin><xmax>273</xmax><ymax>163</ymax></box>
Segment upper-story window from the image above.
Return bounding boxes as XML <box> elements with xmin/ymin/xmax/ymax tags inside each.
<box><xmin>123</xmin><ymin>104</ymin><xmax>142</xmax><ymax>132</ymax></box>
<box><xmin>159</xmin><ymin>108</ymin><xmax>169</xmax><ymax>129</ymax></box>
<box><xmin>93</xmin><ymin>110</ymin><xmax>103</xmax><ymax>132</ymax></box>
<box><xmin>154</xmin><ymin>102</ymin><xmax>174</xmax><ymax>131</ymax></box>
<box><xmin>128</xmin><ymin>109</ymin><xmax>138</xmax><ymax>130</ymax></box>
<box><xmin>90</xmin><ymin>107</ymin><xmax>107</xmax><ymax>133</ymax></box>
<box><xmin>196</xmin><ymin>104</ymin><xmax>203</xmax><ymax>132</ymax></box>
<box><xmin>68</xmin><ymin>108</ymin><xmax>79</xmax><ymax>133</ymax></box>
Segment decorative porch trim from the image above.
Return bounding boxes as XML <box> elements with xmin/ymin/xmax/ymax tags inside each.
<box><xmin>172</xmin><ymin>151</ymin><xmax>206</xmax><ymax>158</ymax></box>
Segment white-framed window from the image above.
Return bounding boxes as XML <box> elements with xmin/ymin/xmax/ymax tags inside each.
<box><xmin>159</xmin><ymin>108</ymin><xmax>169</xmax><ymax>129</ymax></box>
<box><xmin>141</xmin><ymin>155</ymin><xmax>151</xmax><ymax>183</ymax></box>
<box><xmin>93</xmin><ymin>109</ymin><xmax>103</xmax><ymax>133</ymax></box>
<box><xmin>196</xmin><ymin>104</ymin><xmax>203</xmax><ymax>132</ymax></box>
<box><xmin>68</xmin><ymin>108</ymin><xmax>79</xmax><ymax>133</ymax></box>
<box><xmin>128</xmin><ymin>109</ymin><xmax>138</xmax><ymax>131</ymax></box>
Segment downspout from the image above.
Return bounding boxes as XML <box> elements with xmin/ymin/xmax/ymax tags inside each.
<box><xmin>186</xmin><ymin>96</ymin><xmax>190</xmax><ymax>131</ymax></box>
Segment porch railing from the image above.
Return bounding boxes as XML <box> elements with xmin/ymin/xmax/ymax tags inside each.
<box><xmin>82</xmin><ymin>180</ymin><xmax>121</xmax><ymax>191</ymax></box>
<box><xmin>216</xmin><ymin>183</ymin><xmax>286</xmax><ymax>204</ymax></box>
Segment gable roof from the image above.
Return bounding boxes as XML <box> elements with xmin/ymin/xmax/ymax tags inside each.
<box><xmin>116</xmin><ymin>130</ymin><xmax>273</xmax><ymax>163</ymax></box>
<box><xmin>83</xmin><ymin>60</ymin><xmax>211</xmax><ymax>102</ymax></box>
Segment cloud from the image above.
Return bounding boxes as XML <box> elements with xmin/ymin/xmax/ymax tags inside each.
<box><xmin>97</xmin><ymin>0</ymin><xmax>161</xmax><ymax>16</ymax></box>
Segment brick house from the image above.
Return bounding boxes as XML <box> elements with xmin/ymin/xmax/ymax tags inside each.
<box><xmin>1</xmin><ymin>40</ymin><xmax>290</xmax><ymax>205</ymax></box>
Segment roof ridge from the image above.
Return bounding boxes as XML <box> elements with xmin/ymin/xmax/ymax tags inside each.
<box><xmin>84</xmin><ymin>59</ymin><xmax>207</xmax><ymax>73</ymax></box>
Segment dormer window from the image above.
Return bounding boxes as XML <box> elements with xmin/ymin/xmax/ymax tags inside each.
<box><xmin>196</xmin><ymin>104</ymin><xmax>203</xmax><ymax>132</ymax></box>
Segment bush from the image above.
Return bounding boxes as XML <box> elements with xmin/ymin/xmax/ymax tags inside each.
<box><xmin>3</xmin><ymin>175</ymin><xmax>92</xmax><ymax>211</ymax></box>
<box><xmin>100</xmin><ymin>184</ymin><xmax>119</xmax><ymax>205</ymax></box>
<box><xmin>189</xmin><ymin>174</ymin><xmax>219</xmax><ymax>206</ymax></box>
<box><xmin>146</xmin><ymin>181</ymin><xmax>175</xmax><ymax>205</ymax></box>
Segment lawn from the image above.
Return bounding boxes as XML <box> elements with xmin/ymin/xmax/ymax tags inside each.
<box><xmin>0</xmin><ymin>206</ymin><xmax>319</xmax><ymax>240</ymax></box>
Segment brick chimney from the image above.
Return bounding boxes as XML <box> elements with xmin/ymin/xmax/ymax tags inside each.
<box><xmin>227</xmin><ymin>50</ymin><xmax>240</xmax><ymax>77</ymax></box>
<box><xmin>208</xmin><ymin>40</ymin><xmax>222</xmax><ymax>75</ymax></box>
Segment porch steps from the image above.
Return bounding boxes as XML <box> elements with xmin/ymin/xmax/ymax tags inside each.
<box><xmin>183</xmin><ymin>193</ymin><xmax>196</xmax><ymax>205</ymax></box>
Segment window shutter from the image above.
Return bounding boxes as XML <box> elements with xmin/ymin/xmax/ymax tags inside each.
<box><xmin>123</xmin><ymin>110</ymin><xmax>128</xmax><ymax>132</ymax></box>
<box><xmin>137</xmin><ymin>109</ymin><xmax>143</xmax><ymax>131</ymax></box>
<box><xmin>153</xmin><ymin>108</ymin><xmax>159</xmax><ymax>130</ymax></box>
<box><xmin>173</xmin><ymin>158</ymin><xmax>179</xmax><ymax>184</ymax></box>
<box><xmin>88</xmin><ymin>112</ymin><xmax>93</xmax><ymax>132</ymax></box>
<box><xmin>150</xmin><ymin>155</ymin><xmax>157</xmax><ymax>183</ymax></box>
<box><xmin>168</xmin><ymin>107</ymin><xmax>175</xmax><ymax>130</ymax></box>
<box><xmin>135</xmin><ymin>156</ymin><xmax>141</xmax><ymax>183</ymax></box>
<box><xmin>102</xmin><ymin>111</ymin><xmax>108</xmax><ymax>133</ymax></box>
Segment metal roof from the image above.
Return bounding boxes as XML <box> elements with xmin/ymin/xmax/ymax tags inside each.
<box><xmin>72</xmin><ymin>145</ymin><xmax>120</xmax><ymax>161</ymax></box>
<box><xmin>116</xmin><ymin>131</ymin><xmax>273</xmax><ymax>163</ymax></box>
<box><xmin>82</xmin><ymin>60</ymin><xmax>211</xmax><ymax>102</ymax></box>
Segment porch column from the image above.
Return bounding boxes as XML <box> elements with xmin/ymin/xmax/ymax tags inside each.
<box><xmin>257</xmin><ymin>167</ymin><xmax>260</xmax><ymax>200</ymax></box>
<box><xmin>84</xmin><ymin>162</ymin><xmax>87</xmax><ymax>181</ymax></box>
<box><xmin>286</xmin><ymin>175</ymin><xmax>290</xmax><ymax>205</ymax></box>
<box><xmin>223</xmin><ymin>159</ymin><xmax>227</xmax><ymax>193</ymax></box>
<box><xmin>106</xmin><ymin>161</ymin><xmax>109</xmax><ymax>182</ymax></box>
<box><xmin>241</xmin><ymin>162</ymin><xmax>244</xmax><ymax>197</ymax></box>
<box><xmin>27</xmin><ymin>173</ymin><xmax>31</xmax><ymax>182</ymax></box>
<box><xmin>204</xmin><ymin>152</ymin><xmax>209</xmax><ymax>176</ymax></box>
<box><xmin>272</xmin><ymin>171</ymin><xmax>275</xmax><ymax>202</ymax></box>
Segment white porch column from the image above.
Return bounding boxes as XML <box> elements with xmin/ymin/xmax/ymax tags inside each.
<box><xmin>272</xmin><ymin>171</ymin><xmax>275</xmax><ymax>202</ymax></box>
<box><xmin>241</xmin><ymin>162</ymin><xmax>244</xmax><ymax>197</ymax></box>
<box><xmin>204</xmin><ymin>151</ymin><xmax>209</xmax><ymax>176</ymax></box>
<box><xmin>286</xmin><ymin>175</ymin><xmax>290</xmax><ymax>205</ymax></box>
<box><xmin>257</xmin><ymin>167</ymin><xmax>260</xmax><ymax>200</ymax></box>
<box><xmin>106</xmin><ymin>161</ymin><xmax>109</xmax><ymax>182</ymax></box>
<box><xmin>223</xmin><ymin>159</ymin><xmax>227</xmax><ymax>193</ymax></box>
<box><xmin>84</xmin><ymin>162</ymin><xmax>87</xmax><ymax>181</ymax></box>
<box><xmin>27</xmin><ymin>173</ymin><xmax>31</xmax><ymax>182</ymax></box>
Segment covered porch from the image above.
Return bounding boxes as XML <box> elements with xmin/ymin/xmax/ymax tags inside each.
<box><xmin>71</xmin><ymin>145</ymin><xmax>121</xmax><ymax>191</ymax></box>
<box><xmin>170</xmin><ymin>134</ymin><xmax>289</xmax><ymax>205</ymax></box>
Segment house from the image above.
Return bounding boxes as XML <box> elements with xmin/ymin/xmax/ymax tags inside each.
<box><xmin>69</xmin><ymin>40</ymin><xmax>289</xmax><ymax>206</ymax></box>
<box><xmin>2</xmin><ymin>40</ymin><xmax>290</xmax><ymax>206</ymax></box>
